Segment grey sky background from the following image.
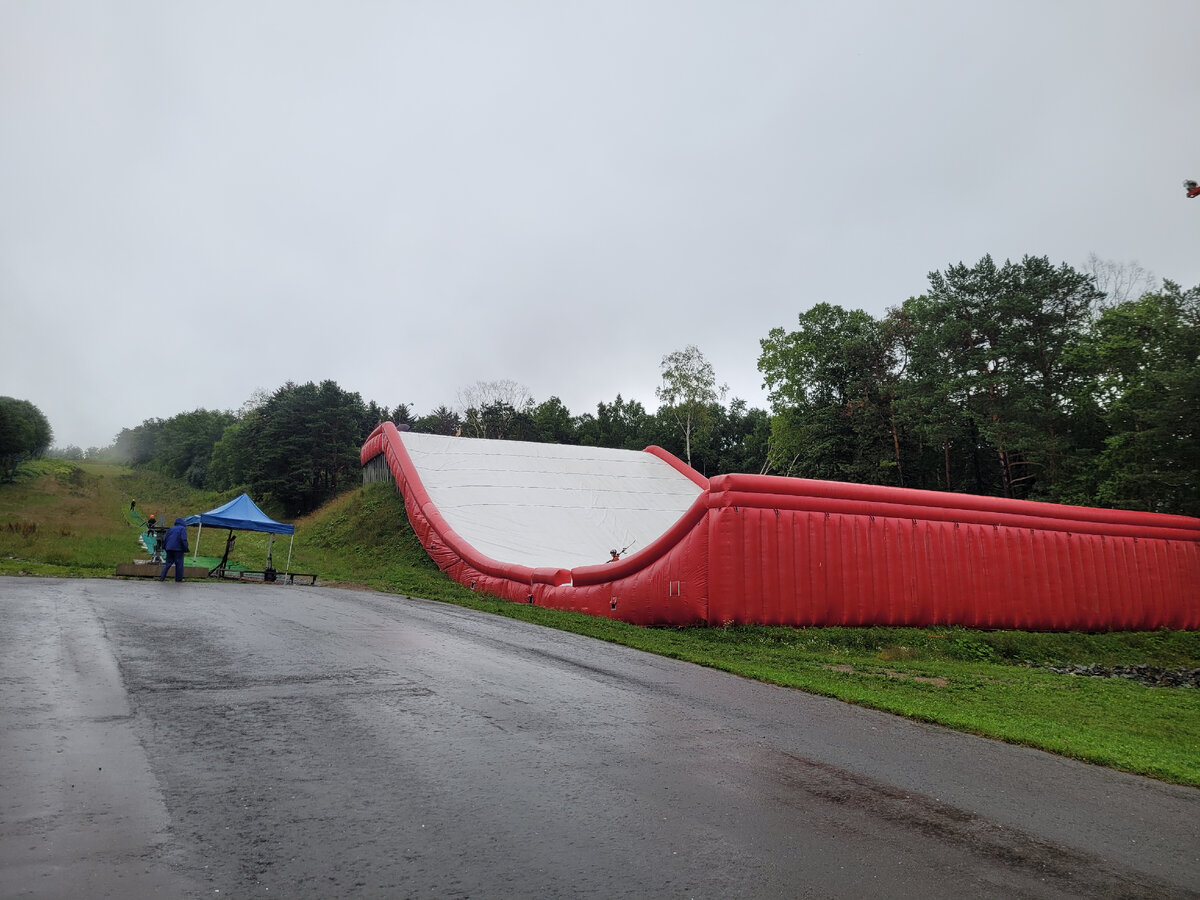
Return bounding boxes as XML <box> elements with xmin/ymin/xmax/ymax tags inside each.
<box><xmin>3</xmin><ymin>1</ymin><xmax>1198</xmax><ymax>451</ymax></box>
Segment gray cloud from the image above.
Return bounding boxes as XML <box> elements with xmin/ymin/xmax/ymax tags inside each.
<box><xmin>3</xmin><ymin>1</ymin><xmax>1198</xmax><ymax>449</ymax></box>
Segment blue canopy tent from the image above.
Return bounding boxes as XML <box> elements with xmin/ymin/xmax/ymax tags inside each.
<box><xmin>184</xmin><ymin>493</ymin><xmax>296</xmax><ymax>576</ymax></box>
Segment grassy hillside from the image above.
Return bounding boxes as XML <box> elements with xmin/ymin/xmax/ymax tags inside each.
<box><xmin>2</xmin><ymin>459</ymin><xmax>1199</xmax><ymax>786</ymax></box>
<box><xmin>0</xmin><ymin>460</ymin><xmax>222</xmax><ymax>575</ymax></box>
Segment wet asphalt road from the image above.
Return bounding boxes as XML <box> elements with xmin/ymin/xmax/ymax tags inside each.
<box><xmin>1</xmin><ymin>577</ymin><xmax>1198</xmax><ymax>899</ymax></box>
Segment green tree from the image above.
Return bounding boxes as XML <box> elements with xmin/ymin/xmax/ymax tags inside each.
<box><xmin>656</xmin><ymin>345</ymin><xmax>726</xmax><ymax>468</ymax></box>
<box><xmin>586</xmin><ymin>394</ymin><xmax>652</xmax><ymax>450</ymax></box>
<box><xmin>389</xmin><ymin>403</ymin><xmax>413</xmax><ymax>426</ymax></box>
<box><xmin>886</xmin><ymin>298</ymin><xmax>968</xmax><ymax>491</ymax></box>
<box><xmin>903</xmin><ymin>255</ymin><xmax>1100</xmax><ymax>498</ymax></box>
<box><xmin>206</xmin><ymin>409</ymin><xmax>263</xmax><ymax>493</ymax></box>
<box><xmin>111</xmin><ymin>419</ymin><xmax>164</xmax><ymax>467</ymax></box>
<box><xmin>1082</xmin><ymin>281</ymin><xmax>1200</xmax><ymax>515</ymax></box>
<box><xmin>712</xmin><ymin>399</ymin><xmax>772</xmax><ymax>475</ymax></box>
<box><xmin>531</xmin><ymin>397</ymin><xmax>576</xmax><ymax>444</ymax></box>
<box><xmin>152</xmin><ymin>408</ymin><xmax>236</xmax><ymax>487</ymax></box>
<box><xmin>362</xmin><ymin>401</ymin><xmax>390</xmax><ymax>434</ymax></box>
<box><xmin>463</xmin><ymin>401</ymin><xmax>537</xmax><ymax>441</ymax></box>
<box><xmin>243</xmin><ymin>380</ymin><xmax>369</xmax><ymax>516</ymax></box>
<box><xmin>0</xmin><ymin>397</ymin><xmax>52</xmax><ymax>481</ymax></box>
<box><xmin>758</xmin><ymin>304</ymin><xmax>901</xmax><ymax>482</ymax></box>
<box><xmin>414</xmin><ymin>405</ymin><xmax>461</xmax><ymax>436</ymax></box>
<box><xmin>457</xmin><ymin>380</ymin><xmax>534</xmax><ymax>439</ymax></box>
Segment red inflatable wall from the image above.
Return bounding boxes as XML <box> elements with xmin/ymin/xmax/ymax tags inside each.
<box><xmin>362</xmin><ymin>423</ymin><xmax>1200</xmax><ymax>631</ymax></box>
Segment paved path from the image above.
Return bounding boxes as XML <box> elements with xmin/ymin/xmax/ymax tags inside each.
<box><xmin>2</xmin><ymin>577</ymin><xmax>1197</xmax><ymax>898</ymax></box>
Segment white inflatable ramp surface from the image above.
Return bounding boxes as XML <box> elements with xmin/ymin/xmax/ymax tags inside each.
<box><xmin>388</xmin><ymin>431</ymin><xmax>703</xmax><ymax>570</ymax></box>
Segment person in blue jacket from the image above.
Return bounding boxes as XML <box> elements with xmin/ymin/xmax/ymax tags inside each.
<box><xmin>158</xmin><ymin>517</ymin><xmax>190</xmax><ymax>582</ymax></box>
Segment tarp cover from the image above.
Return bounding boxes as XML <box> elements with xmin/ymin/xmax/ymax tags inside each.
<box><xmin>398</xmin><ymin>432</ymin><xmax>702</xmax><ymax>569</ymax></box>
<box><xmin>184</xmin><ymin>493</ymin><xmax>295</xmax><ymax>535</ymax></box>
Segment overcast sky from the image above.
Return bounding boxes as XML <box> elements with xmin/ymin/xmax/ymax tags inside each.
<box><xmin>3</xmin><ymin>1</ymin><xmax>1198</xmax><ymax>450</ymax></box>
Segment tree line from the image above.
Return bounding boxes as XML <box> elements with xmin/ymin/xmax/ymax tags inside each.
<box><xmin>30</xmin><ymin>252</ymin><xmax>1198</xmax><ymax>518</ymax></box>
<box><xmin>100</xmin><ymin>372</ymin><xmax>767</xmax><ymax>517</ymax></box>
<box><xmin>760</xmin><ymin>255</ymin><xmax>1198</xmax><ymax>516</ymax></box>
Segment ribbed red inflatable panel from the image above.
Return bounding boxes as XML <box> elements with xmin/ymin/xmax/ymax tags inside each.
<box><xmin>362</xmin><ymin>423</ymin><xmax>1200</xmax><ymax>630</ymax></box>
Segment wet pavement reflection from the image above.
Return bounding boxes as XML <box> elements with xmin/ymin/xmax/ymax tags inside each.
<box><xmin>2</xmin><ymin>577</ymin><xmax>1198</xmax><ymax>899</ymax></box>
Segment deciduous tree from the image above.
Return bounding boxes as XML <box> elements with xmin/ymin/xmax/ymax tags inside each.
<box><xmin>0</xmin><ymin>397</ymin><xmax>52</xmax><ymax>481</ymax></box>
<box><xmin>656</xmin><ymin>345</ymin><xmax>726</xmax><ymax>468</ymax></box>
<box><xmin>152</xmin><ymin>408</ymin><xmax>236</xmax><ymax>487</ymax></box>
<box><xmin>457</xmin><ymin>380</ymin><xmax>533</xmax><ymax>438</ymax></box>
<box><xmin>1082</xmin><ymin>281</ymin><xmax>1199</xmax><ymax>515</ymax></box>
<box><xmin>759</xmin><ymin>304</ymin><xmax>901</xmax><ymax>483</ymax></box>
<box><xmin>414</xmin><ymin>405</ymin><xmax>461</xmax><ymax>436</ymax></box>
<box><xmin>905</xmin><ymin>255</ymin><xmax>1100</xmax><ymax>498</ymax></box>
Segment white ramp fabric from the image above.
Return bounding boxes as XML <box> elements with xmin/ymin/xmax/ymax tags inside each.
<box><xmin>398</xmin><ymin>432</ymin><xmax>703</xmax><ymax>570</ymax></box>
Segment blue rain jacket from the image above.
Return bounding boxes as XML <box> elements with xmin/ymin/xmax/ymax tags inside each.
<box><xmin>163</xmin><ymin>518</ymin><xmax>189</xmax><ymax>553</ymax></box>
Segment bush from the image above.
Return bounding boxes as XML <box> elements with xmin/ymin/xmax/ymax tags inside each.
<box><xmin>0</xmin><ymin>397</ymin><xmax>52</xmax><ymax>482</ymax></box>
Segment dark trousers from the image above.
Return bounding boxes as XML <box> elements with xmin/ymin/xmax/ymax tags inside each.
<box><xmin>160</xmin><ymin>550</ymin><xmax>186</xmax><ymax>582</ymax></box>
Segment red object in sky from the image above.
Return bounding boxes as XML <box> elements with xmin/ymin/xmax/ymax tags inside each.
<box><xmin>1185</xmin><ymin>179</ymin><xmax>1200</xmax><ymax>198</ymax></box>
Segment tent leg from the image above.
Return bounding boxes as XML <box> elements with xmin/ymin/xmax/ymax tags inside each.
<box><xmin>194</xmin><ymin>522</ymin><xmax>202</xmax><ymax>561</ymax></box>
<box><xmin>285</xmin><ymin>534</ymin><xmax>294</xmax><ymax>576</ymax></box>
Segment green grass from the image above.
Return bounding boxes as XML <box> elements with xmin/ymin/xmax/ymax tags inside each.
<box><xmin>0</xmin><ymin>460</ymin><xmax>226</xmax><ymax>576</ymax></box>
<box><xmin>3</xmin><ymin>459</ymin><xmax>1199</xmax><ymax>786</ymax></box>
